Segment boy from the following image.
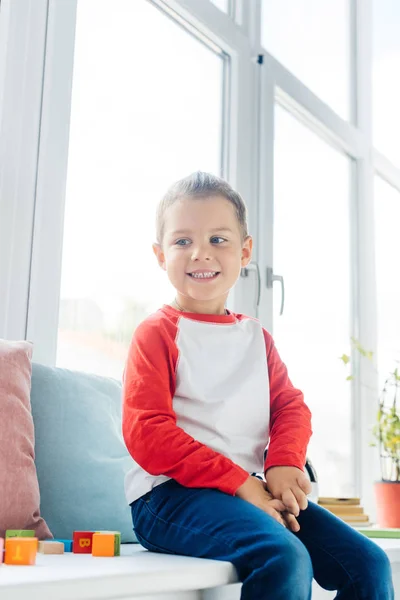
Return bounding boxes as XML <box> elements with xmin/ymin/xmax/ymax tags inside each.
<box><xmin>122</xmin><ymin>172</ymin><xmax>393</xmax><ymax>599</ymax></box>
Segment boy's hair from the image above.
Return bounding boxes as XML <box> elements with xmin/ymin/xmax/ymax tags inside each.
<box><xmin>156</xmin><ymin>171</ymin><xmax>249</xmax><ymax>244</ymax></box>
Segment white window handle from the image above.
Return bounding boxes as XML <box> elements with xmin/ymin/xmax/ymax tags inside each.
<box><xmin>266</xmin><ymin>267</ymin><xmax>285</xmax><ymax>316</ymax></box>
<box><xmin>240</xmin><ymin>262</ymin><xmax>261</xmax><ymax>306</ymax></box>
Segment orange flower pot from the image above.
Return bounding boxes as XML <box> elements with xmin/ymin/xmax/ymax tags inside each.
<box><xmin>375</xmin><ymin>481</ymin><xmax>400</xmax><ymax>527</ymax></box>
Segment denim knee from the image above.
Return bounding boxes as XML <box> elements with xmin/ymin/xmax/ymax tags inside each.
<box><xmin>244</xmin><ymin>535</ymin><xmax>313</xmax><ymax>600</ymax></box>
<box><xmin>279</xmin><ymin>536</ymin><xmax>313</xmax><ymax>587</ymax></box>
<box><xmin>360</xmin><ymin>544</ymin><xmax>393</xmax><ymax>595</ymax></box>
<box><xmin>260</xmin><ymin>535</ymin><xmax>313</xmax><ymax>600</ymax></box>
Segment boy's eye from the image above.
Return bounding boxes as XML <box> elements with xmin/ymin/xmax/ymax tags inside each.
<box><xmin>210</xmin><ymin>236</ymin><xmax>226</xmax><ymax>244</ymax></box>
<box><xmin>175</xmin><ymin>238</ymin><xmax>191</xmax><ymax>246</ymax></box>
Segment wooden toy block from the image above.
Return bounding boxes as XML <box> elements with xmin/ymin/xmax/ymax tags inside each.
<box><xmin>53</xmin><ymin>538</ymin><xmax>73</xmax><ymax>552</ymax></box>
<box><xmin>38</xmin><ymin>541</ymin><xmax>64</xmax><ymax>554</ymax></box>
<box><xmin>96</xmin><ymin>531</ymin><xmax>121</xmax><ymax>556</ymax></box>
<box><xmin>92</xmin><ymin>533</ymin><xmax>115</xmax><ymax>557</ymax></box>
<box><xmin>0</xmin><ymin>537</ymin><xmax>3</xmax><ymax>563</ymax></box>
<box><xmin>5</xmin><ymin>530</ymin><xmax>35</xmax><ymax>539</ymax></box>
<box><xmin>4</xmin><ymin>537</ymin><xmax>38</xmax><ymax>565</ymax></box>
<box><xmin>73</xmin><ymin>531</ymin><xmax>94</xmax><ymax>554</ymax></box>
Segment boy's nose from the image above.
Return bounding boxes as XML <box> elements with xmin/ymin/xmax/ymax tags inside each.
<box><xmin>191</xmin><ymin>245</ymin><xmax>212</xmax><ymax>261</ymax></box>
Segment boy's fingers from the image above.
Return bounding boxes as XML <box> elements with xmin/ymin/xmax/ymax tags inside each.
<box><xmin>282</xmin><ymin>489</ymin><xmax>300</xmax><ymax>516</ymax></box>
<box><xmin>294</xmin><ymin>477</ymin><xmax>311</xmax><ymax>510</ymax></box>
<box><xmin>298</xmin><ymin>474</ymin><xmax>312</xmax><ymax>496</ymax></box>
<box><xmin>266</xmin><ymin>507</ymin><xmax>286</xmax><ymax>527</ymax></box>
<box><xmin>283</xmin><ymin>511</ymin><xmax>300</xmax><ymax>532</ymax></box>
<box><xmin>268</xmin><ymin>498</ymin><xmax>287</xmax><ymax>512</ymax></box>
<box><xmin>293</xmin><ymin>487</ymin><xmax>309</xmax><ymax>511</ymax></box>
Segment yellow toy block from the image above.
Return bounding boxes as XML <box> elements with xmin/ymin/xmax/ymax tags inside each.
<box><xmin>4</xmin><ymin>537</ymin><xmax>38</xmax><ymax>565</ymax></box>
<box><xmin>95</xmin><ymin>530</ymin><xmax>121</xmax><ymax>556</ymax></box>
<box><xmin>92</xmin><ymin>533</ymin><xmax>115</xmax><ymax>557</ymax></box>
<box><xmin>38</xmin><ymin>541</ymin><xmax>64</xmax><ymax>554</ymax></box>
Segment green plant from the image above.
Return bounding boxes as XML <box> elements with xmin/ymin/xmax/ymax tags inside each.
<box><xmin>340</xmin><ymin>337</ymin><xmax>400</xmax><ymax>482</ymax></box>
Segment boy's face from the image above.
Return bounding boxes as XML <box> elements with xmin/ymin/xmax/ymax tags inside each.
<box><xmin>153</xmin><ymin>195</ymin><xmax>252</xmax><ymax>313</ymax></box>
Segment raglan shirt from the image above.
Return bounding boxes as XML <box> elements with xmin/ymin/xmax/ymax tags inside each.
<box><xmin>122</xmin><ymin>304</ymin><xmax>312</xmax><ymax>504</ymax></box>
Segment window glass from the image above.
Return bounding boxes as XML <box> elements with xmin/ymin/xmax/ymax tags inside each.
<box><xmin>273</xmin><ymin>105</ymin><xmax>353</xmax><ymax>496</ymax></box>
<box><xmin>57</xmin><ymin>0</ymin><xmax>224</xmax><ymax>378</ymax></box>
<box><xmin>261</xmin><ymin>0</ymin><xmax>350</xmax><ymax>119</ymax></box>
<box><xmin>375</xmin><ymin>177</ymin><xmax>400</xmax><ymax>386</ymax></box>
<box><xmin>373</xmin><ymin>0</ymin><xmax>400</xmax><ymax>166</ymax></box>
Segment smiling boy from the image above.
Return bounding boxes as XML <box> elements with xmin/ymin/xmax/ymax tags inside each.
<box><xmin>153</xmin><ymin>185</ymin><xmax>252</xmax><ymax>316</ymax></box>
<box><xmin>122</xmin><ymin>171</ymin><xmax>393</xmax><ymax>600</ymax></box>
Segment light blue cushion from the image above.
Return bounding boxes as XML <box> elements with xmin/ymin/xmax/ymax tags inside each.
<box><xmin>30</xmin><ymin>363</ymin><xmax>136</xmax><ymax>543</ymax></box>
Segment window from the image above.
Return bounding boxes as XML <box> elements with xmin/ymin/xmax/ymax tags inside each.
<box><xmin>375</xmin><ymin>177</ymin><xmax>400</xmax><ymax>386</ymax></box>
<box><xmin>5</xmin><ymin>0</ymin><xmax>399</xmax><ymax>513</ymax></box>
<box><xmin>373</xmin><ymin>0</ymin><xmax>400</xmax><ymax>166</ymax></box>
<box><xmin>57</xmin><ymin>0</ymin><xmax>225</xmax><ymax>378</ymax></box>
<box><xmin>272</xmin><ymin>106</ymin><xmax>353</xmax><ymax>496</ymax></box>
<box><xmin>261</xmin><ymin>0</ymin><xmax>350</xmax><ymax>119</ymax></box>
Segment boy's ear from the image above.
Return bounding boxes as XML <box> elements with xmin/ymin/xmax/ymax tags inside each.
<box><xmin>241</xmin><ymin>235</ymin><xmax>253</xmax><ymax>267</ymax></box>
<box><xmin>152</xmin><ymin>243</ymin><xmax>167</xmax><ymax>270</ymax></box>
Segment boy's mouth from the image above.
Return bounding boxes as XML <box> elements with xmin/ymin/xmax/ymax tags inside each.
<box><xmin>187</xmin><ymin>270</ymin><xmax>220</xmax><ymax>280</ymax></box>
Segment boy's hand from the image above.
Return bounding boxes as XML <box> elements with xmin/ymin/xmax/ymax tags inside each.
<box><xmin>265</xmin><ymin>466</ymin><xmax>312</xmax><ymax>517</ymax></box>
<box><xmin>260</xmin><ymin>480</ymin><xmax>300</xmax><ymax>532</ymax></box>
<box><xmin>235</xmin><ymin>476</ymin><xmax>299</xmax><ymax>531</ymax></box>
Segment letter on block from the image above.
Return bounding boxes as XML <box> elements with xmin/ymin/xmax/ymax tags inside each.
<box><xmin>4</xmin><ymin>537</ymin><xmax>38</xmax><ymax>565</ymax></box>
<box><xmin>38</xmin><ymin>541</ymin><xmax>65</xmax><ymax>554</ymax></box>
<box><xmin>92</xmin><ymin>533</ymin><xmax>116</xmax><ymax>557</ymax></box>
<box><xmin>73</xmin><ymin>531</ymin><xmax>94</xmax><ymax>554</ymax></box>
<box><xmin>5</xmin><ymin>530</ymin><xmax>35</xmax><ymax>538</ymax></box>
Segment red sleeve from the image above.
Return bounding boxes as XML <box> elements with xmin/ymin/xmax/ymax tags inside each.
<box><xmin>262</xmin><ymin>328</ymin><xmax>312</xmax><ymax>474</ymax></box>
<box><xmin>122</xmin><ymin>315</ymin><xmax>249</xmax><ymax>496</ymax></box>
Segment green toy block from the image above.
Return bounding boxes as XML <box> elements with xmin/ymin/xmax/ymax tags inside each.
<box><xmin>5</xmin><ymin>530</ymin><xmax>35</xmax><ymax>539</ymax></box>
<box><xmin>113</xmin><ymin>532</ymin><xmax>121</xmax><ymax>556</ymax></box>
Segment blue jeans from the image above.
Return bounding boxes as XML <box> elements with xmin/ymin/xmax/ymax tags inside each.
<box><xmin>131</xmin><ymin>479</ymin><xmax>394</xmax><ymax>599</ymax></box>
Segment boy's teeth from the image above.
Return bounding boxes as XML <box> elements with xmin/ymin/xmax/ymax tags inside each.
<box><xmin>190</xmin><ymin>272</ymin><xmax>217</xmax><ymax>279</ymax></box>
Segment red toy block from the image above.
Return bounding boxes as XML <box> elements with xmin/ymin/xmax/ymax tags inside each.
<box><xmin>73</xmin><ymin>531</ymin><xmax>94</xmax><ymax>554</ymax></box>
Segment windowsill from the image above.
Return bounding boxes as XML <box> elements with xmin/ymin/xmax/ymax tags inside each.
<box><xmin>1</xmin><ymin>539</ymin><xmax>399</xmax><ymax>600</ymax></box>
<box><xmin>0</xmin><ymin>544</ymin><xmax>237</xmax><ymax>599</ymax></box>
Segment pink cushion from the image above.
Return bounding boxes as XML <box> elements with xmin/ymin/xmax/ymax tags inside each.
<box><xmin>0</xmin><ymin>340</ymin><xmax>52</xmax><ymax>539</ymax></box>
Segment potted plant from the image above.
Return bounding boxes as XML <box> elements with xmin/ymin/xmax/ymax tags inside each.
<box><xmin>340</xmin><ymin>338</ymin><xmax>400</xmax><ymax>527</ymax></box>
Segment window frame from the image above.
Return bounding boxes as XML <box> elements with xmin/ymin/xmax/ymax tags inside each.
<box><xmin>0</xmin><ymin>0</ymin><xmax>49</xmax><ymax>340</ymax></box>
